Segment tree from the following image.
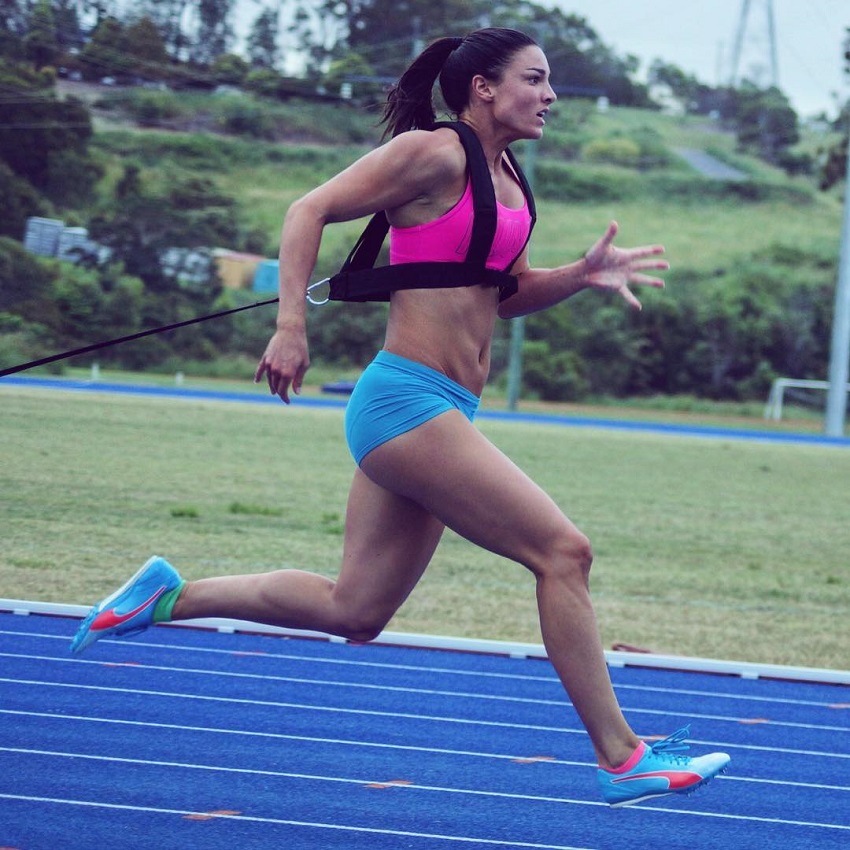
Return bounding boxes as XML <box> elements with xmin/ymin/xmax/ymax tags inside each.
<box><xmin>343</xmin><ymin>0</ymin><xmax>481</xmax><ymax>77</ymax></box>
<box><xmin>191</xmin><ymin>0</ymin><xmax>236</xmax><ymax>66</ymax></box>
<box><xmin>1</xmin><ymin>0</ymin><xmax>29</xmax><ymax>35</ymax></box>
<box><xmin>83</xmin><ymin>2</ymin><xmax>120</xmax><ymax>28</ymax></box>
<box><xmin>821</xmin><ymin>27</ymin><xmax>850</xmax><ymax>189</ymax></box>
<box><xmin>648</xmin><ymin>60</ymin><xmax>716</xmax><ymax>113</ymax></box>
<box><xmin>211</xmin><ymin>51</ymin><xmax>248</xmax><ymax>84</ymax></box>
<box><xmin>80</xmin><ymin>15</ymin><xmax>130</xmax><ymax>79</ymax></box>
<box><xmin>844</xmin><ymin>24</ymin><xmax>850</xmax><ymax>76</ymax></box>
<box><xmin>819</xmin><ymin>90</ymin><xmax>849</xmax><ymax>191</ymax></box>
<box><xmin>0</xmin><ymin>58</ymin><xmax>94</xmax><ymax>192</ymax></box>
<box><xmin>124</xmin><ymin>16</ymin><xmax>169</xmax><ymax>79</ymax></box>
<box><xmin>308</xmin><ymin>302</ymin><xmax>388</xmax><ymax>366</ymax></box>
<box><xmin>732</xmin><ymin>83</ymin><xmax>799</xmax><ymax>165</ymax></box>
<box><xmin>135</xmin><ymin>0</ymin><xmax>191</xmax><ymax>60</ymax></box>
<box><xmin>247</xmin><ymin>5</ymin><xmax>280</xmax><ymax>69</ymax></box>
<box><xmin>90</xmin><ymin>166</ymin><xmax>240</xmax><ymax>294</ymax></box>
<box><xmin>0</xmin><ymin>162</ymin><xmax>45</xmax><ymax>240</ymax></box>
<box><xmin>288</xmin><ymin>0</ymin><xmax>347</xmax><ymax>80</ymax></box>
<box><xmin>304</xmin><ymin>0</ymin><xmax>649</xmax><ymax>105</ymax></box>
<box><xmin>322</xmin><ymin>51</ymin><xmax>381</xmax><ymax>101</ymax></box>
<box><xmin>53</xmin><ymin>0</ymin><xmax>84</xmax><ymax>51</ymax></box>
<box><xmin>0</xmin><ymin>235</ymin><xmax>55</xmax><ymax>312</ymax></box>
<box><xmin>23</xmin><ymin>0</ymin><xmax>60</xmax><ymax>69</ymax></box>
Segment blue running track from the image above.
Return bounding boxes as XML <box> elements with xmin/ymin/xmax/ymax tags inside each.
<box><xmin>1</xmin><ymin>609</ymin><xmax>848</xmax><ymax>850</ymax></box>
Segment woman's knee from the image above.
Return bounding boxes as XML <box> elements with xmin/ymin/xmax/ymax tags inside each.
<box><xmin>332</xmin><ymin>598</ymin><xmax>393</xmax><ymax>643</ymax></box>
<box><xmin>531</xmin><ymin>525</ymin><xmax>594</xmax><ymax>586</ymax></box>
<box><xmin>340</xmin><ymin>616</ymin><xmax>386</xmax><ymax>643</ymax></box>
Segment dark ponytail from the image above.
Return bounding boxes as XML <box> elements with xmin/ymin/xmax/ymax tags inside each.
<box><xmin>381</xmin><ymin>28</ymin><xmax>538</xmax><ymax>139</ymax></box>
<box><xmin>381</xmin><ymin>37</ymin><xmax>462</xmax><ymax>138</ymax></box>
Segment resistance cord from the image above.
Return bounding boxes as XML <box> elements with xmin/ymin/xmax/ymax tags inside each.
<box><xmin>0</xmin><ymin>296</ymin><xmax>280</xmax><ymax>379</ymax></box>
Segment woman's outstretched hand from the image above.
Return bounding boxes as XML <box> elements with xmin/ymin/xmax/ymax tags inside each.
<box><xmin>583</xmin><ymin>221</ymin><xmax>669</xmax><ymax>310</ymax></box>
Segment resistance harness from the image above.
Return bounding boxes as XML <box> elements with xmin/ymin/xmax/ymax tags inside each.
<box><xmin>325</xmin><ymin>121</ymin><xmax>536</xmax><ymax>304</ymax></box>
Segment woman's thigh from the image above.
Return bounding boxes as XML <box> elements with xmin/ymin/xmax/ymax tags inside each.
<box><xmin>360</xmin><ymin>409</ymin><xmax>582</xmax><ymax>573</ymax></box>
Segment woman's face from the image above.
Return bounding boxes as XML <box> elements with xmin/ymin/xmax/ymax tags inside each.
<box><xmin>487</xmin><ymin>45</ymin><xmax>557</xmax><ymax>140</ymax></box>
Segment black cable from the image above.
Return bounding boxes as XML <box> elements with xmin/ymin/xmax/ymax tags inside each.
<box><xmin>0</xmin><ymin>296</ymin><xmax>279</xmax><ymax>379</ymax></box>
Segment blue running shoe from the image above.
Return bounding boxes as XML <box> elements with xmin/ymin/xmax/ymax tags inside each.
<box><xmin>598</xmin><ymin>726</ymin><xmax>730</xmax><ymax>807</ymax></box>
<box><xmin>70</xmin><ymin>556</ymin><xmax>182</xmax><ymax>655</ymax></box>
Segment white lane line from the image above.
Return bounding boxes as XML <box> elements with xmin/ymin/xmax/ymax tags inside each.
<box><xmin>2</xmin><ymin>653</ymin><xmax>848</xmax><ymax>734</ymax></box>
<box><xmin>4</xmin><ymin>630</ymin><xmax>847</xmax><ymax>708</ymax></box>
<box><xmin>1</xmin><ymin>754</ymin><xmax>847</xmax><ymax>833</ymax></box>
<box><xmin>2</xmin><ymin>677</ymin><xmax>850</xmax><ymax>761</ymax></box>
<box><xmin>3</xmin><ymin>709</ymin><xmax>849</xmax><ymax>793</ymax></box>
<box><xmin>0</xmin><ymin>793</ymin><xmax>599</xmax><ymax>849</ymax></box>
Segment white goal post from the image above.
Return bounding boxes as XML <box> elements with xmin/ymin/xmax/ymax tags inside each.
<box><xmin>764</xmin><ymin>378</ymin><xmax>850</xmax><ymax>421</ymax></box>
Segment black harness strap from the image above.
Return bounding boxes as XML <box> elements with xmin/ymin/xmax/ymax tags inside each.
<box><xmin>327</xmin><ymin>121</ymin><xmax>536</xmax><ymax>304</ymax></box>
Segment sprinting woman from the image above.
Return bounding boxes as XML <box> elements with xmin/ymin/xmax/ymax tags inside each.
<box><xmin>71</xmin><ymin>28</ymin><xmax>730</xmax><ymax>807</ymax></box>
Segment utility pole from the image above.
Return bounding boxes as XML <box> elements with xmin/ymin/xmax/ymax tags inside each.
<box><xmin>729</xmin><ymin>0</ymin><xmax>751</xmax><ymax>85</ymax></box>
<box><xmin>824</xmin><ymin>36</ymin><xmax>850</xmax><ymax>436</ymax></box>
<box><xmin>729</xmin><ymin>0</ymin><xmax>779</xmax><ymax>87</ymax></box>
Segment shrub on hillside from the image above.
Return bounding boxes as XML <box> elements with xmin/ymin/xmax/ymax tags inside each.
<box><xmin>522</xmin><ymin>340</ymin><xmax>589</xmax><ymax>401</ymax></box>
<box><xmin>0</xmin><ymin>236</ymin><xmax>55</xmax><ymax>313</ymax></box>
<box><xmin>534</xmin><ymin>161</ymin><xmax>637</xmax><ymax>202</ymax></box>
<box><xmin>582</xmin><ymin>137</ymin><xmax>641</xmax><ymax>167</ymax></box>
<box><xmin>0</xmin><ymin>163</ymin><xmax>47</xmax><ymax>239</ymax></box>
<box><xmin>131</xmin><ymin>90</ymin><xmax>185</xmax><ymax>125</ymax></box>
<box><xmin>216</xmin><ymin>98</ymin><xmax>273</xmax><ymax>139</ymax></box>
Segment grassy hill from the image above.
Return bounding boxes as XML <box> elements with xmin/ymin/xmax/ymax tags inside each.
<box><xmin>81</xmin><ymin>86</ymin><xmax>843</xmax><ymax>276</ymax></box>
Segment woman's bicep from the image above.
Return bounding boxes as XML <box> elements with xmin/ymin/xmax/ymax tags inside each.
<box><xmin>303</xmin><ymin>132</ymin><xmax>460</xmax><ymax>224</ymax></box>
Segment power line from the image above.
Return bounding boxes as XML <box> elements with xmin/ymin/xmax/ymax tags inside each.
<box><xmin>0</xmin><ymin>122</ymin><xmax>91</xmax><ymax>130</ymax></box>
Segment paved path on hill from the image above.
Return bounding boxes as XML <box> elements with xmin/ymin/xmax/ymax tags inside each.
<box><xmin>674</xmin><ymin>147</ymin><xmax>749</xmax><ymax>181</ymax></box>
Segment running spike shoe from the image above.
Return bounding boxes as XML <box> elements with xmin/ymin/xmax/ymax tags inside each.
<box><xmin>598</xmin><ymin>726</ymin><xmax>730</xmax><ymax>807</ymax></box>
<box><xmin>70</xmin><ymin>556</ymin><xmax>182</xmax><ymax>655</ymax></box>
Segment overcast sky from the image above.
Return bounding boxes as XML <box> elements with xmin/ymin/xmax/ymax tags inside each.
<box><xmin>548</xmin><ymin>0</ymin><xmax>848</xmax><ymax>118</ymax></box>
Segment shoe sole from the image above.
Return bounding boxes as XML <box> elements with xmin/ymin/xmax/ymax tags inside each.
<box><xmin>607</xmin><ymin>764</ymin><xmax>730</xmax><ymax>808</ymax></box>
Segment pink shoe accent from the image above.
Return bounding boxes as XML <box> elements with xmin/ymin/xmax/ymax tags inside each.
<box><xmin>603</xmin><ymin>741</ymin><xmax>648</xmax><ymax>774</ymax></box>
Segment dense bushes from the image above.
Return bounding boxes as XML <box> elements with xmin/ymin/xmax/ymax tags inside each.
<box><xmin>0</xmin><ymin>162</ymin><xmax>46</xmax><ymax>240</ymax></box>
<box><xmin>1</xmin><ymin>224</ymin><xmax>839</xmax><ymax>402</ymax></box>
<box><xmin>95</xmin><ymin>88</ymin><xmax>382</xmax><ymax>146</ymax></box>
<box><xmin>518</xmin><ymin>243</ymin><xmax>836</xmax><ymax>401</ymax></box>
<box><xmin>0</xmin><ymin>235</ymin><xmax>265</xmax><ymax>373</ymax></box>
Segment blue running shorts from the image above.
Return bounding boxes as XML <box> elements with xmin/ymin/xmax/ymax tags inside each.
<box><xmin>344</xmin><ymin>350</ymin><xmax>480</xmax><ymax>465</ymax></box>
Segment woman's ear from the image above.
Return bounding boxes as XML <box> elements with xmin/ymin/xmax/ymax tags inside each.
<box><xmin>470</xmin><ymin>74</ymin><xmax>495</xmax><ymax>103</ymax></box>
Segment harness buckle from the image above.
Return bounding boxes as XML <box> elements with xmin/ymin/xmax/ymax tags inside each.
<box><xmin>306</xmin><ymin>277</ymin><xmax>331</xmax><ymax>306</ymax></box>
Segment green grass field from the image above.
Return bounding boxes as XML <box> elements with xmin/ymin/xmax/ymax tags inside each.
<box><xmin>2</xmin><ymin>383</ymin><xmax>848</xmax><ymax>671</ymax></box>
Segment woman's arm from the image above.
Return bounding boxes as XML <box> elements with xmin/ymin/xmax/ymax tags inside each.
<box><xmin>498</xmin><ymin>221</ymin><xmax>668</xmax><ymax>319</ymax></box>
<box><xmin>255</xmin><ymin>130</ymin><xmax>465</xmax><ymax>402</ymax></box>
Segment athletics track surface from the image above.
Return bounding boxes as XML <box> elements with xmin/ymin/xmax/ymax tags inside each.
<box><xmin>1</xmin><ymin>608</ymin><xmax>848</xmax><ymax>850</ymax></box>
<box><xmin>2</xmin><ymin>377</ymin><xmax>848</xmax><ymax>847</ymax></box>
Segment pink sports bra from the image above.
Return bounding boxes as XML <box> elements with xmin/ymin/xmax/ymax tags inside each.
<box><xmin>389</xmin><ymin>177</ymin><xmax>532</xmax><ymax>272</ymax></box>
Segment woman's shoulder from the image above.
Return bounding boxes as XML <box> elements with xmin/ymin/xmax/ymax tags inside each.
<box><xmin>384</xmin><ymin>128</ymin><xmax>467</xmax><ymax>182</ymax></box>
